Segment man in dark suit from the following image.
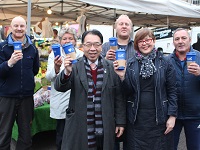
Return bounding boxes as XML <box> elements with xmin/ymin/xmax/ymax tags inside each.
<box><xmin>54</xmin><ymin>29</ymin><xmax>126</xmax><ymax>150</ymax></box>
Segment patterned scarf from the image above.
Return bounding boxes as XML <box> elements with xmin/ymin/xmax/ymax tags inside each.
<box><xmin>84</xmin><ymin>56</ymin><xmax>104</xmax><ymax>148</ymax></box>
<box><xmin>135</xmin><ymin>48</ymin><xmax>157</xmax><ymax>79</ymax></box>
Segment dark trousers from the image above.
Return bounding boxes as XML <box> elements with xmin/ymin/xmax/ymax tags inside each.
<box><xmin>174</xmin><ymin>119</ymin><xmax>200</xmax><ymax>150</ymax></box>
<box><xmin>0</xmin><ymin>97</ymin><xmax>34</xmax><ymax>150</ymax></box>
<box><xmin>56</xmin><ymin>119</ymin><xmax>65</xmax><ymax>150</ymax></box>
<box><xmin>114</xmin><ymin>141</ymin><xmax>120</xmax><ymax>150</ymax></box>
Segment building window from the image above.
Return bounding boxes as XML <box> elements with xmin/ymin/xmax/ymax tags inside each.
<box><xmin>193</xmin><ymin>0</ymin><xmax>200</xmax><ymax>5</ymax></box>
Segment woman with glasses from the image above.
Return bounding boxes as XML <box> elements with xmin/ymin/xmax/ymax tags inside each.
<box><xmin>114</xmin><ymin>28</ymin><xmax>178</xmax><ymax>150</ymax></box>
<box><xmin>46</xmin><ymin>27</ymin><xmax>83</xmax><ymax>150</ymax></box>
<box><xmin>54</xmin><ymin>29</ymin><xmax>125</xmax><ymax>150</ymax></box>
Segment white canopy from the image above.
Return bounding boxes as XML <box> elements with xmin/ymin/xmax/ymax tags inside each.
<box><xmin>80</xmin><ymin>0</ymin><xmax>200</xmax><ymax>18</ymax></box>
<box><xmin>0</xmin><ymin>0</ymin><xmax>200</xmax><ymax>27</ymax></box>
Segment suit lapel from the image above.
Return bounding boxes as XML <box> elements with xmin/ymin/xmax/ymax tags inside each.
<box><xmin>77</xmin><ymin>58</ymin><xmax>88</xmax><ymax>92</ymax></box>
<box><xmin>102</xmin><ymin>60</ymin><xmax>109</xmax><ymax>91</ymax></box>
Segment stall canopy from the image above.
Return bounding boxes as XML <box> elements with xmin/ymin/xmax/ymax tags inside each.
<box><xmin>0</xmin><ymin>0</ymin><xmax>200</xmax><ymax>27</ymax></box>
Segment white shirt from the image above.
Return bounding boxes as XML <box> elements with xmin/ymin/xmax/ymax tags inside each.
<box><xmin>46</xmin><ymin>47</ymin><xmax>83</xmax><ymax>119</ymax></box>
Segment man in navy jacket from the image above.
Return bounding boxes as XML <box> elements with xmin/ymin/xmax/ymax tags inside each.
<box><xmin>168</xmin><ymin>28</ymin><xmax>200</xmax><ymax>150</ymax></box>
<box><xmin>0</xmin><ymin>16</ymin><xmax>39</xmax><ymax>150</ymax></box>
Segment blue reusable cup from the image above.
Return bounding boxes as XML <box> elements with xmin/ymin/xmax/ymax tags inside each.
<box><xmin>186</xmin><ymin>52</ymin><xmax>196</xmax><ymax>67</ymax></box>
<box><xmin>13</xmin><ymin>41</ymin><xmax>22</xmax><ymax>51</ymax></box>
<box><xmin>109</xmin><ymin>37</ymin><xmax>118</xmax><ymax>50</ymax></box>
<box><xmin>115</xmin><ymin>49</ymin><xmax>126</xmax><ymax>70</ymax></box>
<box><xmin>51</xmin><ymin>44</ymin><xmax>61</xmax><ymax>57</ymax></box>
<box><xmin>62</xmin><ymin>43</ymin><xmax>77</xmax><ymax>64</ymax></box>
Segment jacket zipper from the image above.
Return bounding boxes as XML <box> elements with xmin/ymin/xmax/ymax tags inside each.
<box><xmin>129</xmin><ymin>61</ymin><xmax>140</xmax><ymax>123</ymax></box>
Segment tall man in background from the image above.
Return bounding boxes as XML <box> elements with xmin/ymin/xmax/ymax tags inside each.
<box><xmin>101</xmin><ymin>14</ymin><xmax>135</xmax><ymax>150</ymax></box>
<box><xmin>101</xmin><ymin>14</ymin><xmax>135</xmax><ymax>61</ymax></box>
<box><xmin>0</xmin><ymin>16</ymin><xmax>39</xmax><ymax>150</ymax></box>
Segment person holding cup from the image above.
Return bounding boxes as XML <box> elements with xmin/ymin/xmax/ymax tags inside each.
<box><xmin>0</xmin><ymin>16</ymin><xmax>39</xmax><ymax>149</ymax></box>
<box><xmin>114</xmin><ymin>28</ymin><xmax>177</xmax><ymax>150</ymax></box>
<box><xmin>101</xmin><ymin>15</ymin><xmax>135</xmax><ymax>62</ymax></box>
<box><xmin>46</xmin><ymin>27</ymin><xmax>83</xmax><ymax>150</ymax></box>
<box><xmin>167</xmin><ymin>28</ymin><xmax>200</xmax><ymax>150</ymax></box>
<box><xmin>54</xmin><ymin>29</ymin><xmax>125</xmax><ymax>150</ymax></box>
<box><xmin>101</xmin><ymin>14</ymin><xmax>135</xmax><ymax>150</ymax></box>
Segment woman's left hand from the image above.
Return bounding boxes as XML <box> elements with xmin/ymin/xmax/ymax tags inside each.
<box><xmin>164</xmin><ymin>116</ymin><xmax>176</xmax><ymax>135</ymax></box>
<box><xmin>115</xmin><ymin>127</ymin><xmax>124</xmax><ymax>137</ymax></box>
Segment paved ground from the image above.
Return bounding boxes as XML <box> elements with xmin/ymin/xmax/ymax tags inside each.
<box><xmin>11</xmin><ymin>129</ymin><xmax>186</xmax><ymax>150</ymax></box>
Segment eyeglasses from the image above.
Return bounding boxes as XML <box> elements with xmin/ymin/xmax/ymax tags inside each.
<box><xmin>83</xmin><ymin>42</ymin><xmax>102</xmax><ymax>49</ymax></box>
<box><xmin>138</xmin><ymin>38</ymin><xmax>153</xmax><ymax>45</ymax></box>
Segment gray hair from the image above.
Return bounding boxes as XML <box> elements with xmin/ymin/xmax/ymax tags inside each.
<box><xmin>59</xmin><ymin>27</ymin><xmax>78</xmax><ymax>41</ymax></box>
<box><xmin>173</xmin><ymin>28</ymin><xmax>191</xmax><ymax>39</ymax></box>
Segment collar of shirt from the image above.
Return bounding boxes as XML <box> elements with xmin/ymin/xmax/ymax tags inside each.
<box><xmin>87</xmin><ymin>59</ymin><xmax>98</xmax><ymax>66</ymax></box>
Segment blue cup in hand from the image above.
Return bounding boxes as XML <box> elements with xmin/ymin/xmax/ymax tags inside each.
<box><xmin>62</xmin><ymin>43</ymin><xmax>77</xmax><ymax>64</ymax></box>
<box><xmin>116</xmin><ymin>49</ymin><xmax>126</xmax><ymax>70</ymax></box>
<box><xmin>13</xmin><ymin>41</ymin><xmax>22</xmax><ymax>52</ymax></box>
<box><xmin>52</xmin><ymin>44</ymin><xmax>61</xmax><ymax>57</ymax></box>
<box><xmin>186</xmin><ymin>52</ymin><xmax>196</xmax><ymax>67</ymax></box>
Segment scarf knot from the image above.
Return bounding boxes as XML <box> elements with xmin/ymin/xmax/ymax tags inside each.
<box><xmin>135</xmin><ymin>48</ymin><xmax>157</xmax><ymax>79</ymax></box>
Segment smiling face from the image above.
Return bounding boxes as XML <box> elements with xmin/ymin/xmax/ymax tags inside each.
<box><xmin>82</xmin><ymin>34</ymin><xmax>102</xmax><ymax>62</ymax></box>
<box><xmin>60</xmin><ymin>33</ymin><xmax>76</xmax><ymax>46</ymax></box>
<box><xmin>138</xmin><ymin>36</ymin><xmax>155</xmax><ymax>55</ymax></box>
<box><xmin>10</xmin><ymin>16</ymin><xmax>27</xmax><ymax>40</ymax></box>
<box><xmin>173</xmin><ymin>29</ymin><xmax>191</xmax><ymax>54</ymax></box>
<box><xmin>134</xmin><ymin>28</ymin><xmax>156</xmax><ymax>55</ymax></box>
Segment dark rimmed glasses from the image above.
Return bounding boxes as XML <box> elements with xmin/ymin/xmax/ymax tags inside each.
<box><xmin>138</xmin><ymin>38</ymin><xmax>153</xmax><ymax>46</ymax></box>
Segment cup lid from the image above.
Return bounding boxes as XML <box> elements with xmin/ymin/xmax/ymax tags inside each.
<box><xmin>109</xmin><ymin>37</ymin><xmax>117</xmax><ymax>41</ymax></box>
<box><xmin>186</xmin><ymin>52</ymin><xmax>196</xmax><ymax>55</ymax></box>
<box><xmin>63</xmin><ymin>43</ymin><xmax>73</xmax><ymax>47</ymax></box>
<box><xmin>51</xmin><ymin>44</ymin><xmax>60</xmax><ymax>48</ymax></box>
<box><xmin>116</xmin><ymin>48</ymin><xmax>125</xmax><ymax>52</ymax></box>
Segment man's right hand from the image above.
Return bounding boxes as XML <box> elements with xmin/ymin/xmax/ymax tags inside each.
<box><xmin>113</xmin><ymin>60</ymin><xmax>126</xmax><ymax>81</ymax></box>
<box><xmin>64</xmin><ymin>55</ymin><xmax>73</xmax><ymax>75</ymax></box>
<box><xmin>105</xmin><ymin>49</ymin><xmax>116</xmax><ymax>61</ymax></box>
<box><xmin>8</xmin><ymin>51</ymin><xmax>23</xmax><ymax>67</ymax></box>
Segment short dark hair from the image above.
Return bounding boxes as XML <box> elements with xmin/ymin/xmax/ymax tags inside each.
<box><xmin>81</xmin><ymin>29</ymin><xmax>103</xmax><ymax>44</ymax></box>
<box><xmin>53</xmin><ymin>29</ymin><xmax>58</xmax><ymax>35</ymax></box>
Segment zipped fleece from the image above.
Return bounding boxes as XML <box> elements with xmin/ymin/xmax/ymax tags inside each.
<box><xmin>0</xmin><ymin>34</ymin><xmax>39</xmax><ymax>97</ymax></box>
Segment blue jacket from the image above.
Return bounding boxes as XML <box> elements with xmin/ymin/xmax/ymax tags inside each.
<box><xmin>0</xmin><ymin>34</ymin><xmax>39</xmax><ymax>97</ymax></box>
<box><xmin>168</xmin><ymin>47</ymin><xmax>200</xmax><ymax>119</ymax></box>
<box><xmin>124</xmin><ymin>51</ymin><xmax>177</xmax><ymax>125</ymax></box>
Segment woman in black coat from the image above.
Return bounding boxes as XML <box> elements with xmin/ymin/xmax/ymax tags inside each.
<box><xmin>114</xmin><ymin>28</ymin><xmax>178</xmax><ymax>150</ymax></box>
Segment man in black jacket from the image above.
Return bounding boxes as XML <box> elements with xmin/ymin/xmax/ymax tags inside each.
<box><xmin>0</xmin><ymin>16</ymin><xmax>39</xmax><ymax>150</ymax></box>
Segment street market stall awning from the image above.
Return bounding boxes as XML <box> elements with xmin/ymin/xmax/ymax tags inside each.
<box><xmin>0</xmin><ymin>0</ymin><xmax>200</xmax><ymax>27</ymax></box>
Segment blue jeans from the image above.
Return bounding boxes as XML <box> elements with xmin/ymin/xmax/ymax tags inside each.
<box><xmin>174</xmin><ymin>119</ymin><xmax>200</xmax><ymax>150</ymax></box>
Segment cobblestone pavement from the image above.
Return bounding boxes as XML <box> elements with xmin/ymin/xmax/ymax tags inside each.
<box><xmin>11</xmin><ymin>129</ymin><xmax>187</xmax><ymax>150</ymax></box>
